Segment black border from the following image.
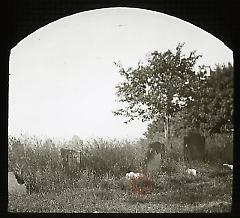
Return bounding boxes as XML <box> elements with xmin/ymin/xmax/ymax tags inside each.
<box><xmin>2</xmin><ymin>0</ymin><xmax>240</xmax><ymax>217</ymax></box>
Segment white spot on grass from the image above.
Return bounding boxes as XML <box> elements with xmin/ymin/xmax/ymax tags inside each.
<box><xmin>186</xmin><ymin>168</ymin><xmax>197</xmax><ymax>176</ymax></box>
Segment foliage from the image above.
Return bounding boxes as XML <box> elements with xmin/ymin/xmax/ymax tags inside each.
<box><xmin>8</xmin><ymin>132</ymin><xmax>233</xmax><ymax>196</ymax></box>
<box><xmin>8</xmin><ymin>134</ymin><xmax>232</xmax><ymax>213</ymax></box>
<box><xmin>206</xmin><ymin>133</ymin><xmax>233</xmax><ymax>163</ymax></box>
<box><xmin>113</xmin><ymin>43</ymin><xmax>205</xmax><ymax>139</ymax></box>
<box><xmin>179</xmin><ymin>63</ymin><xmax>233</xmax><ymax>134</ymax></box>
<box><xmin>143</xmin><ymin>62</ymin><xmax>233</xmax><ymax>139</ymax></box>
<box><xmin>113</xmin><ymin>42</ymin><xmax>202</xmax><ymax>121</ymax></box>
<box><xmin>8</xmin><ymin>164</ymin><xmax>232</xmax><ymax>213</ymax></box>
<box><xmin>113</xmin><ymin>43</ymin><xmax>233</xmax><ymax>139</ymax></box>
<box><xmin>8</xmin><ymin>136</ymin><xmax>146</xmax><ymax>193</ymax></box>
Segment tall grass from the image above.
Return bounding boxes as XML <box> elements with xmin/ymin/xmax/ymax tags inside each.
<box><xmin>8</xmin><ymin>133</ymin><xmax>233</xmax><ymax>194</ymax></box>
<box><xmin>8</xmin><ymin>136</ymin><xmax>147</xmax><ymax>193</ymax></box>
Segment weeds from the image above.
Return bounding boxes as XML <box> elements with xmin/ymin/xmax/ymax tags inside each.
<box><xmin>8</xmin><ymin>134</ymin><xmax>233</xmax><ymax>213</ymax></box>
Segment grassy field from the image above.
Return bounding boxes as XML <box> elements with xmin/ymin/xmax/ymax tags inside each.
<box><xmin>8</xmin><ymin>135</ymin><xmax>233</xmax><ymax>213</ymax></box>
<box><xmin>8</xmin><ymin>171</ymin><xmax>232</xmax><ymax>213</ymax></box>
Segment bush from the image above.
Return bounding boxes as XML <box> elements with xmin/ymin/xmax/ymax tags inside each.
<box><xmin>206</xmin><ymin>133</ymin><xmax>233</xmax><ymax>163</ymax></box>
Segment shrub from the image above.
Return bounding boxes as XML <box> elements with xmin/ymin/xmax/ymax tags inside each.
<box><xmin>206</xmin><ymin>133</ymin><xmax>233</xmax><ymax>163</ymax></box>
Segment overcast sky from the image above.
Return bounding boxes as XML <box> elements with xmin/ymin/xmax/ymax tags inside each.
<box><xmin>9</xmin><ymin>7</ymin><xmax>233</xmax><ymax>141</ymax></box>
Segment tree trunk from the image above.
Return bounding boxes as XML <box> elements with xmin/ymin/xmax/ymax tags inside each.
<box><xmin>163</xmin><ymin>114</ymin><xmax>170</xmax><ymax>140</ymax></box>
<box><xmin>163</xmin><ymin>122</ymin><xmax>167</xmax><ymax>139</ymax></box>
<box><xmin>167</xmin><ymin>115</ymin><xmax>170</xmax><ymax>141</ymax></box>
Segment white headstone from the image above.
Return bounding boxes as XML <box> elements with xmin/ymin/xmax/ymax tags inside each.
<box><xmin>8</xmin><ymin>172</ymin><xmax>27</xmax><ymax>195</ymax></box>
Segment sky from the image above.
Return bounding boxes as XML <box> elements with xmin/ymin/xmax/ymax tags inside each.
<box><xmin>9</xmin><ymin>7</ymin><xmax>233</xmax><ymax>141</ymax></box>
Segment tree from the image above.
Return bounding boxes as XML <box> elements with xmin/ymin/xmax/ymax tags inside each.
<box><xmin>144</xmin><ymin>63</ymin><xmax>234</xmax><ymax>139</ymax></box>
<box><xmin>181</xmin><ymin>63</ymin><xmax>233</xmax><ymax>134</ymax></box>
<box><xmin>113</xmin><ymin>43</ymin><xmax>203</xmax><ymax>140</ymax></box>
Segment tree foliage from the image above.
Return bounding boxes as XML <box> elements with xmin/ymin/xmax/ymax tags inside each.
<box><xmin>113</xmin><ymin>43</ymin><xmax>233</xmax><ymax>140</ymax></box>
<box><xmin>181</xmin><ymin>63</ymin><xmax>233</xmax><ymax>134</ymax></box>
<box><xmin>145</xmin><ymin>63</ymin><xmax>233</xmax><ymax>139</ymax></box>
<box><xmin>113</xmin><ymin>43</ymin><xmax>203</xmax><ymax>137</ymax></box>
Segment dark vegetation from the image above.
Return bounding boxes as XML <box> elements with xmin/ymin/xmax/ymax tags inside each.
<box><xmin>8</xmin><ymin>133</ymin><xmax>233</xmax><ymax>212</ymax></box>
<box><xmin>114</xmin><ymin>43</ymin><xmax>233</xmax><ymax>139</ymax></box>
<box><xmin>8</xmin><ymin>43</ymin><xmax>233</xmax><ymax>212</ymax></box>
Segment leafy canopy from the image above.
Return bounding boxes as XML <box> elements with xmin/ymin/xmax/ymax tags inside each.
<box><xmin>184</xmin><ymin>63</ymin><xmax>234</xmax><ymax>134</ymax></box>
<box><xmin>144</xmin><ymin>63</ymin><xmax>234</xmax><ymax>138</ymax></box>
<box><xmin>113</xmin><ymin>43</ymin><xmax>203</xmax><ymax>124</ymax></box>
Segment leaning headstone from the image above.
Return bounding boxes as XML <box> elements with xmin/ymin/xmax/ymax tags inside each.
<box><xmin>8</xmin><ymin>172</ymin><xmax>27</xmax><ymax>195</ymax></box>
